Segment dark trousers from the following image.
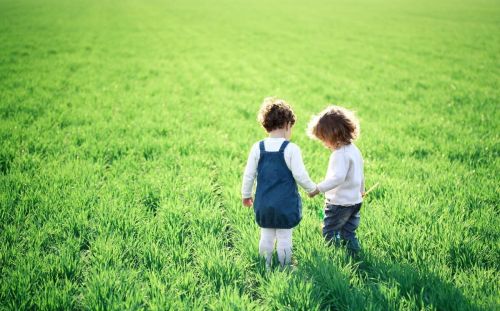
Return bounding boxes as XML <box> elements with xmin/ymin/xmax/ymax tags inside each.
<box><xmin>322</xmin><ymin>203</ymin><xmax>362</xmax><ymax>251</ymax></box>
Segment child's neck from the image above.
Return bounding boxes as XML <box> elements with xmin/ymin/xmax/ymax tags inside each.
<box><xmin>330</xmin><ymin>142</ymin><xmax>350</xmax><ymax>150</ymax></box>
<box><xmin>268</xmin><ymin>129</ymin><xmax>287</xmax><ymax>139</ymax></box>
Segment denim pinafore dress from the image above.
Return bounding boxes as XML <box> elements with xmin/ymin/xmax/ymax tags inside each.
<box><xmin>253</xmin><ymin>140</ymin><xmax>302</xmax><ymax>229</ymax></box>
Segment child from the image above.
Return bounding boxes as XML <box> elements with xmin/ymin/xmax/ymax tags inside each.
<box><xmin>242</xmin><ymin>97</ymin><xmax>317</xmax><ymax>269</ymax></box>
<box><xmin>307</xmin><ymin>106</ymin><xmax>364</xmax><ymax>256</ymax></box>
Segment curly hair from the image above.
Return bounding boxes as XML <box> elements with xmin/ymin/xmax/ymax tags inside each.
<box><xmin>257</xmin><ymin>97</ymin><xmax>296</xmax><ymax>132</ymax></box>
<box><xmin>307</xmin><ymin>106</ymin><xmax>359</xmax><ymax>147</ymax></box>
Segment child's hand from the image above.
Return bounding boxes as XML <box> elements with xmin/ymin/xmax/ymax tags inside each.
<box><xmin>242</xmin><ymin>197</ymin><xmax>254</xmax><ymax>207</ymax></box>
<box><xmin>308</xmin><ymin>188</ymin><xmax>320</xmax><ymax>198</ymax></box>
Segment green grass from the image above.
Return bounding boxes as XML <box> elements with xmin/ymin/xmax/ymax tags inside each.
<box><xmin>0</xmin><ymin>0</ymin><xmax>499</xmax><ymax>309</ymax></box>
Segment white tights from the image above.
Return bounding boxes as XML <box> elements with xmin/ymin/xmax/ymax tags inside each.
<box><xmin>259</xmin><ymin>228</ymin><xmax>293</xmax><ymax>267</ymax></box>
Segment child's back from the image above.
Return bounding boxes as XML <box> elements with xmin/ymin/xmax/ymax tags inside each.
<box><xmin>242</xmin><ymin>137</ymin><xmax>316</xmax><ymax>209</ymax></box>
<box><xmin>250</xmin><ymin>138</ymin><xmax>305</xmax><ymax>228</ymax></box>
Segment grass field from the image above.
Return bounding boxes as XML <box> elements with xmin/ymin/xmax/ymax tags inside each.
<box><xmin>1</xmin><ymin>0</ymin><xmax>499</xmax><ymax>309</ymax></box>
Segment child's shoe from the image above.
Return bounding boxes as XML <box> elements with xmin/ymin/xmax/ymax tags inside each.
<box><xmin>345</xmin><ymin>238</ymin><xmax>361</xmax><ymax>258</ymax></box>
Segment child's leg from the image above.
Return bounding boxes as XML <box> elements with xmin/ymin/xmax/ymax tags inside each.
<box><xmin>340</xmin><ymin>203</ymin><xmax>362</xmax><ymax>254</ymax></box>
<box><xmin>276</xmin><ymin>229</ymin><xmax>293</xmax><ymax>266</ymax></box>
<box><xmin>323</xmin><ymin>205</ymin><xmax>353</xmax><ymax>245</ymax></box>
<box><xmin>259</xmin><ymin>228</ymin><xmax>276</xmax><ymax>268</ymax></box>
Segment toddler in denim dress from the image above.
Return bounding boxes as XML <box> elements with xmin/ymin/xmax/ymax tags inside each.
<box><xmin>242</xmin><ymin>98</ymin><xmax>316</xmax><ymax>269</ymax></box>
<box><xmin>308</xmin><ymin>106</ymin><xmax>365</xmax><ymax>256</ymax></box>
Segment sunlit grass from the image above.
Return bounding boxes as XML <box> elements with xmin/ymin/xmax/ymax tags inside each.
<box><xmin>0</xmin><ymin>0</ymin><xmax>498</xmax><ymax>309</ymax></box>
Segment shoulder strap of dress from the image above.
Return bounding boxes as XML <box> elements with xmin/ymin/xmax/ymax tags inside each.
<box><xmin>259</xmin><ymin>140</ymin><xmax>265</xmax><ymax>153</ymax></box>
<box><xmin>279</xmin><ymin>140</ymin><xmax>290</xmax><ymax>153</ymax></box>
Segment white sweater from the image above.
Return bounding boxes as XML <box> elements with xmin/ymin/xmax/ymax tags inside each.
<box><xmin>242</xmin><ymin>138</ymin><xmax>317</xmax><ymax>198</ymax></box>
<box><xmin>317</xmin><ymin>144</ymin><xmax>364</xmax><ymax>206</ymax></box>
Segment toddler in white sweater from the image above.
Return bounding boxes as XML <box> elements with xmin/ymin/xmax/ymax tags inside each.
<box><xmin>308</xmin><ymin>106</ymin><xmax>365</xmax><ymax>256</ymax></box>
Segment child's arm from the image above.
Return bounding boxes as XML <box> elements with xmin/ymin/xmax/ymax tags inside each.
<box><xmin>288</xmin><ymin>144</ymin><xmax>317</xmax><ymax>194</ymax></box>
<box><xmin>241</xmin><ymin>143</ymin><xmax>259</xmax><ymax>206</ymax></box>
<box><xmin>317</xmin><ymin>150</ymin><xmax>348</xmax><ymax>193</ymax></box>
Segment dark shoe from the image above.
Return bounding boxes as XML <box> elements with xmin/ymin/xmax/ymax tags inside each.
<box><xmin>345</xmin><ymin>238</ymin><xmax>361</xmax><ymax>259</ymax></box>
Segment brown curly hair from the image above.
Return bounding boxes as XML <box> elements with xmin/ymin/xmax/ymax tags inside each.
<box><xmin>307</xmin><ymin>106</ymin><xmax>359</xmax><ymax>148</ymax></box>
<box><xmin>257</xmin><ymin>97</ymin><xmax>296</xmax><ymax>132</ymax></box>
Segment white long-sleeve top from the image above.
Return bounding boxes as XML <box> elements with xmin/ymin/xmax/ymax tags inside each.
<box><xmin>317</xmin><ymin>143</ymin><xmax>364</xmax><ymax>206</ymax></box>
<box><xmin>242</xmin><ymin>137</ymin><xmax>317</xmax><ymax>198</ymax></box>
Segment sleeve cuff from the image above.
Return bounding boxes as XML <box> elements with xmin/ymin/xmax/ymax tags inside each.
<box><xmin>306</xmin><ymin>183</ymin><xmax>317</xmax><ymax>193</ymax></box>
<box><xmin>317</xmin><ymin>182</ymin><xmax>327</xmax><ymax>193</ymax></box>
